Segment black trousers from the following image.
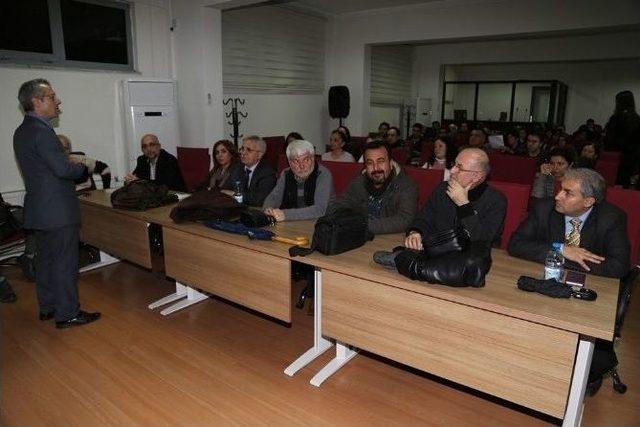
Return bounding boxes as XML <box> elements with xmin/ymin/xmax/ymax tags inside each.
<box><xmin>34</xmin><ymin>224</ymin><xmax>80</xmax><ymax>321</ymax></box>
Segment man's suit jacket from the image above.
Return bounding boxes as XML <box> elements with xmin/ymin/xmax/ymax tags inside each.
<box><xmin>133</xmin><ymin>149</ymin><xmax>186</xmax><ymax>192</ymax></box>
<box><xmin>242</xmin><ymin>160</ymin><xmax>276</xmax><ymax>207</ymax></box>
<box><xmin>508</xmin><ymin>198</ymin><xmax>630</xmax><ymax>278</ymax></box>
<box><xmin>13</xmin><ymin>115</ymin><xmax>87</xmax><ymax>230</ymax></box>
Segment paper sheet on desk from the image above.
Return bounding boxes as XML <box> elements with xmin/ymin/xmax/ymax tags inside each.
<box><xmin>174</xmin><ymin>192</ymin><xmax>190</xmax><ymax>201</ymax></box>
<box><xmin>488</xmin><ymin>135</ymin><xmax>505</xmax><ymax>149</ymax></box>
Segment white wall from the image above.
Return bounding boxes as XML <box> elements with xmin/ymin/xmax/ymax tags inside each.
<box><xmin>1</xmin><ymin>0</ymin><xmax>173</xmax><ymax>198</ymax></box>
<box><xmin>327</xmin><ymin>0</ymin><xmax>640</xmax><ymax>135</ymax></box>
<box><xmin>221</xmin><ymin>93</ymin><xmax>328</xmax><ymax>150</ymax></box>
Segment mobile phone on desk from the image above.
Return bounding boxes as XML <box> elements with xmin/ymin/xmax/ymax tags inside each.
<box><xmin>564</xmin><ymin>270</ymin><xmax>586</xmax><ymax>287</ymax></box>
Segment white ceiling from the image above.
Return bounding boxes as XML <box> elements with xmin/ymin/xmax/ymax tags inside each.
<box><xmin>289</xmin><ymin>0</ymin><xmax>439</xmax><ymax>15</ymax></box>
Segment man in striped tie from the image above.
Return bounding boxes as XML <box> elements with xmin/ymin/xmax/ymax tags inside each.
<box><xmin>508</xmin><ymin>168</ymin><xmax>630</xmax><ymax>278</ymax></box>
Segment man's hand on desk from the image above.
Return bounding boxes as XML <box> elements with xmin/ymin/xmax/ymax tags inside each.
<box><xmin>404</xmin><ymin>231</ymin><xmax>423</xmax><ymax>250</ymax></box>
<box><xmin>562</xmin><ymin>245</ymin><xmax>605</xmax><ymax>271</ymax></box>
<box><xmin>124</xmin><ymin>173</ymin><xmax>138</xmax><ymax>184</ymax></box>
<box><xmin>264</xmin><ymin>207</ymin><xmax>285</xmax><ymax>222</ymax></box>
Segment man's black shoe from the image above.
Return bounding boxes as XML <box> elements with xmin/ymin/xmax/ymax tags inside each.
<box><xmin>55</xmin><ymin>310</ymin><xmax>101</xmax><ymax>329</ymax></box>
<box><xmin>373</xmin><ymin>246</ymin><xmax>406</xmax><ymax>269</ymax></box>
<box><xmin>39</xmin><ymin>312</ymin><xmax>55</xmax><ymax>321</ymax></box>
<box><xmin>0</xmin><ymin>279</ymin><xmax>17</xmax><ymax>303</ymax></box>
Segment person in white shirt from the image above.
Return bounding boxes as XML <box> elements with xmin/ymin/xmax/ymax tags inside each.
<box><xmin>421</xmin><ymin>135</ymin><xmax>457</xmax><ymax>181</ymax></box>
<box><xmin>322</xmin><ymin>129</ymin><xmax>355</xmax><ymax>162</ymax></box>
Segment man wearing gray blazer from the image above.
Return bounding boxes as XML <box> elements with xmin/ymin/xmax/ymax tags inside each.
<box><xmin>13</xmin><ymin>79</ymin><xmax>100</xmax><ymax>328</ymax></box>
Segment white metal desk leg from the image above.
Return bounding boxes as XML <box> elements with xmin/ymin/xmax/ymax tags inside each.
<box><xmin>159</xmin><ymin>283</ymin><xmax>208</xmax><ymax>315</ymax></box>
<box><xmin>563</xmin><ymin>336</ymin><xmax>595</xmax><ymax>427</ymax></box>
<box><xmin>79</xmin><ymin>250</ymin><xmax>120</xmax><ymax>273</ymax></box>
<box><xmin>310</xmin><ymin>341</ymin><xmax>358</xmax><ymax>387</ymax></box>
<box><xmin>284</xmin><ymin>268</ymin><xmax>333</xmax><ymax>376</ymax></box>
<box><xmin>148</xmin><ymin>282</ymin><xmax>188</xmax><ymax>309</ymax></box>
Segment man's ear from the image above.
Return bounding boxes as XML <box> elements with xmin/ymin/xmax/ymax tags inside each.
<box><xmin>583</xmin><ymin>196</ymin><xmax>596</xmax><ymax>209</ymax></box>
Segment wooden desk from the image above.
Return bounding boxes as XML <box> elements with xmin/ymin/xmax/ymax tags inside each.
<box><xmin>294</xmin><ymin>234</ymin><xmax>617</xmax><ymax>425</ymax></box>
<box><xmin>79</xmin><ymin>190</ymin><xmax>174</xmax><ymax>269</ymax></box>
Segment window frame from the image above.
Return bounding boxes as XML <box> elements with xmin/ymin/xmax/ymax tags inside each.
<box><xmin>0</xmin><ymin>0</ymin><xmax>135</xmax><ymax>71</ymax></box>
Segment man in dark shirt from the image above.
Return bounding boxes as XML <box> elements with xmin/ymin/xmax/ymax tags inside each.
<box><xmin>125</xmin><ymin>134</ymin><xmax>186</xmax><ymax>192</ymax></box>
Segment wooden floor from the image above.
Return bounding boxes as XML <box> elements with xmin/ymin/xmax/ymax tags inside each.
<box><xmin>1</xmin><ymin>261</ymin><xmax>638</xmax><ymax>427</ymax></box>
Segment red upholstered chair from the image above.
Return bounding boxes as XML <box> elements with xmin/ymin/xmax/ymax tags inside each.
<box><xmin>319</xmin><ymin>160</ymin><xmax>363</xmax><ymax>197</ymax></box>
<box><xmin>277</xmin><ymin>153</ymin><xmax>289</xmax><ymax>175</ymax></box>
<box><xmin>606</xmin><ymin>187</ymin><xmax>640</xmax><ymax>267</ymax></box>
<box><xmin>487</xmin><ymin>180</ymin><xmax>531</xmax><ymax>249</ymax></box>
<box><xmin>263</xmin><ymin>136</ymin><xmax>286</xmax><ymax>171</ymax></box>
<box><xmin>391</xmin><ymin>146</ymin><xmax>410</xmax><ymax>165</ymax></box>
<box><xmin>404</xmin><ymin>167</ymin><xmax>444</xmax><ymax>209</ymax></box>
<box><xmin>176</xmin><ymin>146</ymin><xmax>210</xmax><ymax>192</ymax></box>
<box><xmin>600</xmin><ymin>151</ymin><xmax>621</xmax><ymax>163</ymax></box>
<box><xmin>596</xmin><ymin>160</ymin><xmax>619</xmax><ymax>186</ymax></box>
<box><xmin>419</xmin><ymin>140</ymin><xmax>434</xmax><ymax>165</ymax></box>
<box><xmin>488</xmin><ymin>153</ymin><xmax>537</xmax><ymax>185</ymax></box>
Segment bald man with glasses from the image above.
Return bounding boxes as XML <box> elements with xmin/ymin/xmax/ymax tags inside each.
<box><xmin>405</xmin><ymin>148</ymin><xmax>507</xmax><ymax>249</ymax></box>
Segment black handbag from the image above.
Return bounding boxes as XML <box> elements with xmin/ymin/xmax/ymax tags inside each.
<box><xmin>423</xmin><ymin>227</ymin><xmax>470</xmax><ymax>258</ymax></box>
<box><xmin>239</xmin><ymin>209</ymin><xmax>276</xmax><ymax>228</ymax></box>
<box><xmin>111</xmin><ymin>180</ymin><xmax>178</xmax><ymax>211</ymax></box>
<box><xmin>290</xmin><ymin>208</ymin><xmax>373</xmax><ymax>256</ymax></box>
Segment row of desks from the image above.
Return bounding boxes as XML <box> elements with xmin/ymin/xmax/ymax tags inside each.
<box><xmin>78</xmin><ymin>190</ymin><xmax>618</xmax><ymax>425</ymax></box>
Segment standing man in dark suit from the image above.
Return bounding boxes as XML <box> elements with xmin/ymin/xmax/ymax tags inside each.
<box><xmin>239</xmin><ymin>135</ymin><xmax>276</xmax><ymax>207</ymax></box>
<box><xmin>508</xmin><ymin>168</ymin><xmax>630</xmax><ymax>278</ymax></box>
<box><xmin>124</xmin><ymin>134</ymin><xmax>186</xmax><ymax>192</ymax></box>
<box><xmin>13</xmin><ymin>78</ymin><xmax>101</xmax><ymax>328</ymax></box>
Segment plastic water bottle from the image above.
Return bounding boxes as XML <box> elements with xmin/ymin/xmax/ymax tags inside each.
<box><xmin>233</xmin><ymin>181</ymin><xmax>243</xmax><ymax>204</ymax></box>
<box><xmin>544</xmin><ymin>242</ymin><xmax>564</xmax><ymax>281</ymax></box>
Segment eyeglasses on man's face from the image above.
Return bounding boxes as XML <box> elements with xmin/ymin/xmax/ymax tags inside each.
<box><xmin>240</xmin><ymin>146</ymin><xmax>262</xmax><ymax>154</ymax></box>
<box><xmin>289</xmin><ymin>154</ymin><xmax>313</xmax><ymax>166</ymax></box>
<box><xmin>452</xmin><ymin>162</ymin><xmax>482</xmax><ymax>173</ymax></box>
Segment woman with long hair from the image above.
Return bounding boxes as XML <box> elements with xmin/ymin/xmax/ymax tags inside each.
<box><xmin>421</xmin><ymin>135</ymin><xmax>457</xmax><ymax>181</ymax></box>
<box><xmin>197</xmin><ymin>139</ymin><xmax>243</xmax><ymax>191</ymax></box>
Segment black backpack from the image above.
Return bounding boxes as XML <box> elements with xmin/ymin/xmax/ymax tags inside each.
<box><xmin>0</xmin><ymin>194</ymin><xmax>22</xmax><ymax>243</ymax></box>
<box><xmin>290</xmin><ymin>208</ymin><xmax>373</xmax><ymax>257</ymax></box>
<box><xmin>110</xmin><ymin>180</ymin><xmax>178</xmax><ymax>211</ymax></box>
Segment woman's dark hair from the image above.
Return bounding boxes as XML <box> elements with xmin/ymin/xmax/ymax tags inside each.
<box><xmin>337</xmin><ymin>125</ymin><xmax>351</xmax><ymax>143</ymax></box>
<box><xmin>428</xmin><ymin>135</ymin><xmax>457</xmax><ymax>169</ymax></box>
<box><xmin>614</xmin><ymin>90</ymin><xmax>636</xmax><ymax>115</ymax></box>
<box><xmin>548</xmin><ymin>146</ymin><xmax>576</xmax><ymax>165</ymax></box>
<box><xmin>330</xmin><ymin>129</ymin><xmax>347</xmax><ymax>145</ymax></box>
<box><xmin>212</xmin><ymin>139</ymin><xmax>239</xmax><ymax>171</ymax></box>
<box><xmin>285</xmin><ymin>132</ymin><xmax>303</xmax><ymax>144</ymax></box>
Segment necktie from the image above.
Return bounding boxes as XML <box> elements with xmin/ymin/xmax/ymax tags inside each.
<box><xmin>565</xmin><ymin>218</ymin><xmax>581</xmax><ymax>247</ymax></box>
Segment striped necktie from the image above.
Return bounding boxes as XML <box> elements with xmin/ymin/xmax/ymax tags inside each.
<box><xmin>565</xmin><ymin>218</ymin><xmax>582</xmax><ymax>247</ymax></box>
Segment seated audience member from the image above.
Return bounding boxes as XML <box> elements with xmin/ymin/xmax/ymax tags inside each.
<box><xmin>326</xmin><ymin>141</ymin><xmax>417</xmax><ymax>234</ymax></box>
<box><xmin>125</xmin><ymin>134</ymin><xmax>186</xmax><ymax>192</ymax></box>
<box><xmin>263</xmin><ymin>140</ymin><xmax>334</xmax><ymax>221</ymax></box>
<box><xmin>197</xmin><ymin>139</ymin><xmax>243</xmax><ymax>192</ymax></box>
<box><xmin>322</xmin><ymin>130</ymin><xmax>355</xmax><ymax>162</ymax></box>
<box><xmin>285</xmin><ymin>132</ymin><xmax>303</xmax><ymax>147</ymax></box>
<box><xmin>239</xmin><ymin>135</ymin><xmax>277</xmax><ymax>207</ymax></box>
<box><xmin>504</xmin><ymin>130</ymin><xmax>526</xmax><ymax>155</ymax></box>
<box><xmin>405</xmin><ymin>148</ymin><xmax>507</xmax><ymax>249</ymax></box>
<box><xmin>377</xmin><ymin>121</ymin><xmax>390</xmax><ymax>139</ymax></box>
<box><xmin>575</xmin><ymin>140</ymin><xmax>599</xmax><ymax>169</ymax></box>
<box><xmin>386</xmin><ymin>126</ymin><xmax>404</xmax><ymax>148</ymax></box>
<box><xmin>461</xmin><ymin>128</ymin><xmax>487</xmax><ymax>151</ymax></box>
<box><xmin>508</xmin><ymin>168</ymin><xmax>629</xmax><ymax>278</ymax></box>
<box><xmin>337</xmin><ymin>125</ymin><xmax>361</xmax><ymax>159</ymax></box>
<box><xmin>58</xmin><ymin>134</ymin><xmax>111</xmax><ymax>190</ymax></box>
<box><xmin>421</xmin><ymin>135</ymin><xmax>457</xmax><ymax>181</ymax></box>
<box><xmin>525</xmin><ymin>130</ymin><xmax>547</xmax><ymax>166</ymax></box>
<box><xmin>532</xmin><ymin>146</ymin><xmax>575</xmax><ymax>199</ymax></box>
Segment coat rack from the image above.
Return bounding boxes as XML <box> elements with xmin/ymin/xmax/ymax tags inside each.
<box><xmin>223</xmin><ymin>97</ymin><xmax>247</xmax><ymax>147</ymax></box>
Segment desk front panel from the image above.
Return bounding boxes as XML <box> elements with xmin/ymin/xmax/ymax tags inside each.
<box><xmin>164</xmin><ymin>227</ymin><xmax>291</xmax><ymax>323</ymax></box>
<box><xmin>322</xmin><ymin>270</ymin><xmax>577</xmax><ymax>418</ymax></box>
<box><xmin>80</xmin><ymin>204</ymin><xmax>152</xmax><ymax>268</ymax></box>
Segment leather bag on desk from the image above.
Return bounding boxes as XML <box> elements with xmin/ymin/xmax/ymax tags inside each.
<box><xmin>395</xmin><ymin>241</ymin><xmax>492</xmax><ymax>287</ymax></box>
<box><xmin>111</xmin><ymin>180</ymin><xmax>178</xmax><ymax>211</ymax></box>
<box><xmin>170</xmin><ymin>189</ymin><xmax>244</xmax><ymax>222</ymax></box>
<box><xmin>423</xmin><ymin>226</ymin><xmax>470</xmax><ymax>258</ymax></box>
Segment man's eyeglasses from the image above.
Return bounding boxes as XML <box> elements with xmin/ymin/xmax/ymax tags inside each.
<box><xmin>240</xmin><ymin>146</ymin><xmax>262</xmax><ymax>154</ymax></box>
<box><xmin>289</xmin><ymin>155</ymin><xmax>313</xmax><ymax>166</ymax></box>
<box><xmin>452</xmin><ymin>162</ymin><xmax>482</xmax><ymax>173</ymax></box>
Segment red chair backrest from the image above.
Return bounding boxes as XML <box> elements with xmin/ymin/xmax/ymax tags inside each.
<box><xmin>320</xmin><ymin>160</ymin><xmax>363</xmax><ymax>197</ymax></box>
<box><xmin>488</xmin><ymin>153</ymin><xmax>537</xmax><ymax>185</ymax></box>
<box><xmin>277</xmin><ymin>153</ymin><xmax>289</xmax><ymax>175</ymax></box>
<box><xmin>404</xmin><ymin>167</ymin><xmax>444</xmax><ymax>209</ymax></box>
<box><xmin>606</xmin><ymin>187</ymin><xmax>640</xmax><ymax>266</ymax></box>
<box><xmin>600</xmin><ymin>151</ymin><xmax>621</xmax><ymax>163</ymax></box>
<box><xmin>176</xmin><ymin>146</ymin><xmax>210</xmax><ymax>192</ymax></box>
<box><xmin>263</xmin><ymin>136</ymin><xmax>285</xmax><ymax>171</ymax></box>
<box><xmin>595</xmin><ymin>160</ymin><xmax>619</xmax><ymax>186</ymax></box>
<box><xmin>487</xmin><ymin>180</ymin><xmax>531</xmax><ymax>249</ymax></box>
<box><xmin>419</xmin><ymin>140</ymin><xmax>434</xmax><ymax>165</ymax></box>
<box><xmin>391</xmin><ymin>146</ymin><xmax>409</xmax><ymax>165</ymax></box>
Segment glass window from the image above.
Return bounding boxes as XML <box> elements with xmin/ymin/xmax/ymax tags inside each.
<box><xmin>0</xmin><ymin>0</ymin><xmax>53</xmax><ymax>54</ymax></box>
<box><xmin>513</xmin><ymin>83</ymin><xmax>552</xmax><ymax>122</ymax></box>
<box><xmin>476</xmin><ymin>83</ymin><xmax>511</xmax><ymax>122</ymax></box>
<box><xmin>443</xmin><ymin>83</ymin><xmax>475</xmax><ymax>121</ymax></box>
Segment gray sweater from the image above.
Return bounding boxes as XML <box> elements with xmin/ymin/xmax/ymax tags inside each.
<box><xmin>263</xmin><ymin>163</ymin><xmax>335</xmax><ymax>221</ymax></box>
<box><xmin>326</xmin><ymin>161</ymin><xmax>418</xmax><ymax>234</ymax></box>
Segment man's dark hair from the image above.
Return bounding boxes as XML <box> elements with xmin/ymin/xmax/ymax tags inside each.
<box><xmin>549</xmin><ymin>146</ymin><xmax>576</xmax><ymax>165</ymax></box>
<box><xmin>18</xmin><ymin>78</ymin><xmax>51</xmax><ymax>112</ymax></box>
<box><xmin>388</xmin><ymin>126</ymin><xmax>401</xmax><ymax>135</ymax></box>
<box><xmin>363</xmin><ymin>140</ymin><xmax>391</xmax><ymax>159</ymax></box>
<box><xmin>528</xmin><ymin>128</ymin><xmax>544</xmax><ymax>142</ymax></box>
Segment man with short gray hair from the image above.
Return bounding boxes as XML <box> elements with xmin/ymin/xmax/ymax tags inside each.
<box><xmin>239</xmin><ymin>135</ymin><xmax>276</xmax><ymax>206</ymax></box>
<box><xmin>508</xmin><ymin>168</ymin><xmax>630</xmax><ymax>278</ymax></box>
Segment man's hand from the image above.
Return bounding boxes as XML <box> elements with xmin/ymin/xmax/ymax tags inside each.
<box><xmin>562</xmin><ymin>245</ymin><xmax>605</xmax><ymax>271</ymax></box>
<box><xmin>264</xmin><ymin>207</ymin><xmax>285</xmax><ymax>222</ymax></box>
<box><xmin>404</xmin><ymin>231</ymin><xmax>423</xmax><ymax>250</ymax></box>
<box><xmin>446</xmin><ymin>178</ymin><xmax>471</xmax><ymax>206</ymax></box>
<box><xmin>124</xmin><ymin>173</ymin><xmax>138</xmax><ymax>183</ymax></box>
<box><xmin>540</xmin><ymin>163</ymin><xmax>553</xmax><ymax>175</ymax></box>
